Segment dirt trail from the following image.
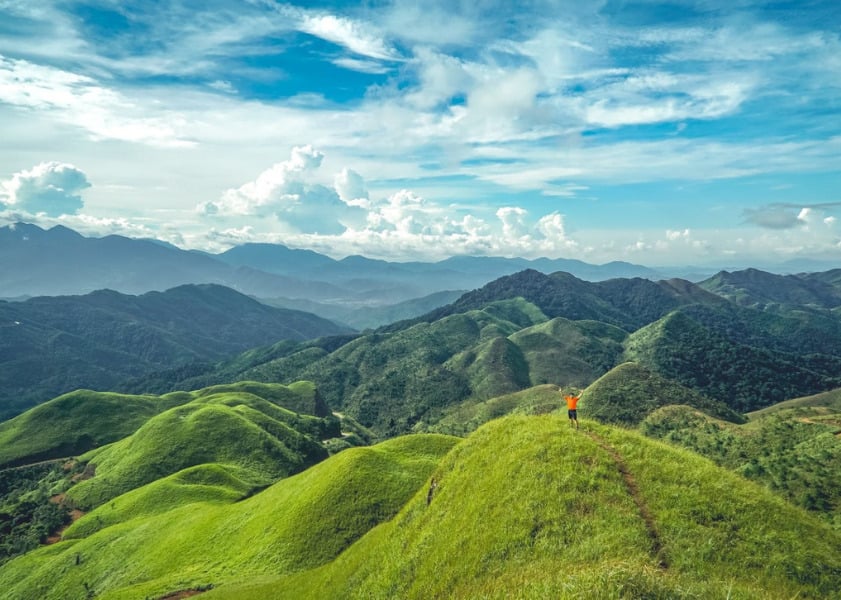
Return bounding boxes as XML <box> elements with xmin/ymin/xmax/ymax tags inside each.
<box><xmin>583</xmin><ymin>430</ymin><xmax>669</xmax><ymax>569</ymax></box>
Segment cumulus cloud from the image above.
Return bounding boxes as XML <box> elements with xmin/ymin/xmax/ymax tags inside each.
<box><xmin>0</xmin><ymin>162</ymin><xmax>90</xmax><ymax>216</ymax></box>
<box><xmin>743</xmin><ymin>204</ymin><xmax>804</xmax><ymax>229</ymax></box>
<box><xmin>200</xmin><ymin>146</ymin><xmax>365</xmax><ymax>234</ymax></box>
<box><xmin>744</xmin><ymin>203</ymin><xmax>841</xmax><ymax>230</ymax></box>
<box><xmin>334</xmin><ymin>168</ymin><xmax>369</xmax><ymax>205</ymax></box>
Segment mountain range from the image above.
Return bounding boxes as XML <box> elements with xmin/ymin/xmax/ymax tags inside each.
<box><xmin>126</xmin><ymin>267</ymin><xmax>841</xmax><ymax>436</ymax></box>
<box><xmin>0</xmin><ymin>222</ymin><xmax>671</xmax><ymax>307</ymax></box>
<box><xmin>2</xmin><ymin>246</ymin><xmax>841</xmax><ymax>597</ymax></box>
<box><xmin>0</xmin><ymin>284</ymin><xmax>350</xmax><ymax>420</ymax></box>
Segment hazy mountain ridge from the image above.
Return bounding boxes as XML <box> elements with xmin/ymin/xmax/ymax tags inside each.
<box><xmin>1</xmin><ymin>223</ymin><xmax>670</xmax><ymax>307</ymax></box>
<box><xmin>0</xmin><ymin>284</ymin><xmax>350</xmax><ymax>420</ymax></box>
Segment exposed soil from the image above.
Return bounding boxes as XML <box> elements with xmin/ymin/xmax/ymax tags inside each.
<box><xmin>44</xmin><ymin>493</ymin><xmax>86</xmax><ymax>545</ymax></box>
<box><xmin>584</xmin><ymin>430</ymin><xmax>669</xmax><ymax>569</ymax></box>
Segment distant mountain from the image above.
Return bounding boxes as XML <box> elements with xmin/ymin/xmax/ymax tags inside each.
<box><xmin>0</xmin><ymin>284</ymin><xmax>351</xmax><ymax>420</ymax></box>
<box><xmin>405</xmin><ymin>269</ymin><xmax>725</xmax><ymax>331</ymax></box>
<box><xmin>261</xmin><ymin>289</ymin><xmax>466</xmax><ymax>330</ymax></box>
<box><xmin>0</xmin><ymin>223</ymin><xmax>349</xmax><ymax>300</ymax></box>
<box><xmin>699</xmin><ymin>268</ymin><xmax>841</xmax><ymax>308</ymax></box>
<box><xmin>1</xmin><ymin>223</ymin><xmax>666</xmax><ymax>307</ymax></box>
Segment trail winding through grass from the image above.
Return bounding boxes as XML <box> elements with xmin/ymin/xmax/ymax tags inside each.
<box><xmin>583</xmin><ymin>429</ymin><xmax>669</xmax><ymax>570</ymax></box>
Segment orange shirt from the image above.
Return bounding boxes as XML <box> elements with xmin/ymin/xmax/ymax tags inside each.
<box><xmin>565</xmin><ymin>394</ymin><xmax>579</xmax><ymax>410</ymax></box>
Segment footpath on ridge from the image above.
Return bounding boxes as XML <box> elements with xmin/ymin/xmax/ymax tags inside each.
<box><xmin>583</xmin><ymin>429</ymin><xmax>669</xmax><ymax>570</ymax></box>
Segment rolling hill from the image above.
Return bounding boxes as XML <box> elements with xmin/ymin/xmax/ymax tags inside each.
<box><xmin>640</xmin><ymin>389</ymin><xmax>841</xmax><ymax>528</ymax></box>
<box><xmin>2</xmin><ymin>415</ymin><xmax>838</xmax><ymax>599</ymax></box>
<box><xmin>0</xmin><ymin>284</ymin><xmax>350</xmax><ymax>420</ymax></box>
<box><xmin>125</xmin><ymin>267</ymin><xmax>841</xmax><ymax>435</ymax></box>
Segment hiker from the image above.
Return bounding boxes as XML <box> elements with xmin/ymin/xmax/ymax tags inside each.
<box><xmin>563</xmin><ymin>388</ymin><xmax>581</xmax><ymax>429</ymax></box>
<box><xmin>427</xmin><ymin>477</ymin><xmax>438</xmax><ymax>506</ymax></box>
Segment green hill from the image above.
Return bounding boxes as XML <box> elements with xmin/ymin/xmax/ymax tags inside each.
<box><xmin>65</xmin><ymin>384</ymin><xmax>338</xmax><ymax>509</ymax></box>
<box><xmin>0</xmin><ymin>284</ymin><xmax>351</xmax><ymax>420</ymax></box>
<box><xmin>206</xmin><ymin>416</ymin><xmax>841</xmax><ymax>599</ymax></box>
<box><xmin>3</xmin><ymin>416</ymin><xmax>839</xmax><ymax>599</ymax></box>
<box><xmin>641</xmin><ymin>392</ymin><xmax>841</xmax><ymax>528</ymax></box>
<box><xmin>623</xmin><ymin>310</ymin><xmax>841</xmax><ymax>412</ymax></box>
<box><xmin>0</xmin><ymin>390</ymin><xmax>185</xmax><ymax>469</ymax></box>
<box><xmin>582</xmin><ymin>362</ymin><xmax>745</xmax><ymax>426</ymax></box>
<box><xmin>0</xmin><ymin>434</ymin><xmax>459</xmax><ymax>600</ymax></box>
<box><xmin>0</xmin><ymin>381</ymin><xmax>330</xmax><ymax>471</ymax></box>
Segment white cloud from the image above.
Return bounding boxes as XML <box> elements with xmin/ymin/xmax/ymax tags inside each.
<box><xmin>331</xmin><ymin>57</ymin><xmax>393</xmax><ymax>74</ymax></box>
<box><xmin>334</xmin><ymin>168</ymin><xmax>369</xmax><ymax>205</ymax></box>
<box><xmin>0</xmin><ymin>55</ymin><xmax>194</xmax><ymax>147</ymax></box>
<box><xmin>0</xmin><ymin>161</ymin><xmax>90</xmax><ymax>216</ymax></box>
<box><xmin>297</xmin><ymin>12</ymin><xmax>400</xmax><ymax>61</ymax></box>
<box><xmin>201</xmin><ymin>145</ymin><xmax>366</xmax><ymax>235</ymax></box>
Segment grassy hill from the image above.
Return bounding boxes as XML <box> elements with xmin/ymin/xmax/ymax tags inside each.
<box><xmin>2</xmin><ymin>416</ymin><xmax>839</xmax><ymax>599</ymax></box>
<box><xmin>0</xmin><ymin>284</ymin><xmax>351</xmax><ymax>420</ymax></box>
<box><xmin>641</xmin><ymin>392</ymin><xmax>841</xmax><ymax>528</ymax></box>
<box><xmin>206</xmin><ymin>416</ymin><xmax>841</xmax><ymax>599</ymax></box>
<box><xmin>0</xmin><ymin>434</ymin><xmax>459</xmax><ymax>600</ymax></box>
<box><xmin>582</xmin><ymin>362</ymin><xmax>745</xmax><ymax>426</ymax></box>
<box><xmin>0</xmin><ymin>390</ymin><xmax>184</xmax><ymax>469</ymax></box>
<box><xmin>65</xmin><ymin>383</ymin><xmax>339</xmax><ymax>509</ymax></box>
<box><xmin>0</xmin><ymin>382</ymin><xmax>331</xmax><ymax>471</ymax></box>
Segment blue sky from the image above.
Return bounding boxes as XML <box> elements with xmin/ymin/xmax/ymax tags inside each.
<box><xmin>0</xmin><ymin>0</ymin><xmax>840</xmax><ymax>267</ymax></box>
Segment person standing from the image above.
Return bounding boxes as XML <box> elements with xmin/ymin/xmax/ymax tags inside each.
<box><xmin>563</xmin><ymin>389</ymin><xmax>581</xmax><ymax>429</ymax></box>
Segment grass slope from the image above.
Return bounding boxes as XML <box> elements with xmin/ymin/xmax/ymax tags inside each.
<box><xmin>65</xmin><ymin>386</ymin><xmax>335</xmax><ymax>508</ymax></box>
<box><xmin>583</xmin><ymin>362</ymin><xmax>745</xmax><ymax>426</ymax></box>
<box><xmin>0</xmin><ymin>390</ymin><xmax>186</xmax><ymax>469</ymax></box>
<box><xmin>209</xmin><ymin>416</ymin><xmax>841</xmax><ymax>599</ymax></box>
<box><xmin>642</xmin><ymin>392</ymin><xmax>841</xmax><ymax>528</ymax></box>
<box><xmin>0</xmin><ymin>435</ymin><xmax>459</xmax><ymax>600</ymax></box>
<box><xmin>418</xmin><ymin>384</ymin><xmax>564</xmax><ymax>436</ymax></box>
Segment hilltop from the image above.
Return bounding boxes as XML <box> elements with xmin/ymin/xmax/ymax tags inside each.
<box><xmin>2</xmin><ymin>415</ymin><xmax>838</xmax><ymax>599</ymax></box>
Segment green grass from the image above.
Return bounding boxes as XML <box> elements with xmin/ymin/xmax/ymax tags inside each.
<box><xmin>203</xmin><ymin>416</ymin><xmax>841</xmax><ymax>599</ymax></box>
<box><xmin>0</xmin><ymin>434</ymin><xmax>459</xmax><ymax>600</ymax></box>
<box><xmin>65</xmin><ymin>390</ymin><xmax>331</xmax><ymax>509</ymax></box>
<box><xmin>641</xmin><ymin>393</ymin><xmax>841</xmax><ymax>528</ymax></box>
<box><xmin>0</xmin><ymin>390</ymin><xmax>186</xmax><ymax>468</ymax></box>
<box><xmin>418</xmin><ymin>384</ymin><xmax>564</xmax><ymax>436</ymax></box>
<box><xmin>583</xmin><ymin>362</ymin><xmax>745</xmax><ymax>426</ymax></box>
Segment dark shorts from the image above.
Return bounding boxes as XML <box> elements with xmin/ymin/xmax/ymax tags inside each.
<box><xmin>568</xmin><ymin>409</ymin><xmax>577</xmax><ymax>419</ymax></box>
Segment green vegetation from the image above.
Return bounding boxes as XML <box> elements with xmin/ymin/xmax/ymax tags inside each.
<box><xmin>623</xmin><ymin>310</ymin><xmax>841</xmax><ymax>412</ymax></box>
<box><xmin>418</xmin><ymin>384</ymin><xmax>564</xmax><ymax>435</ymax></box>
<box><xmin>583</xmin><ymin>362</ymin><xmax>745</xmax><ymax>426</ymax></box>
<box><xmin>0</xmin><ymin>463</ymin><xmax>71</xmax><ymax>565</ymax></box>
<box><xmin>0</xmin><ymin>434</ymin><xmax>458</xmax><ymax>600</ymax></box>
<box><xmin>641</xmin><ymin>392</ymin><xmax>841</xmax><ymax>528</ymax></box>
<box><xmin>203</xmin><ymin>416</ymin><xmax>841</xmax><ymax>599</ymax></box>
<box><xmin>0</xmin><ymin>284</ymin><xmax>350</xmax><ymax>420</ymax></box>
<box><xmin>0</xmin><ymin>390</ymin><xmax>186</xmax><ymax>469</ymax></box>
<box><xmin>66</xmin><ymin>386</ymin><xmax>337</xmax><ymax>509</ymax></box>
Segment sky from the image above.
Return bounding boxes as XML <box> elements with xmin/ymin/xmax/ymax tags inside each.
<box><xmin>0</xmin><ymin>0</ymin><xmax>840</xmax><ymax>267</ymax></box>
